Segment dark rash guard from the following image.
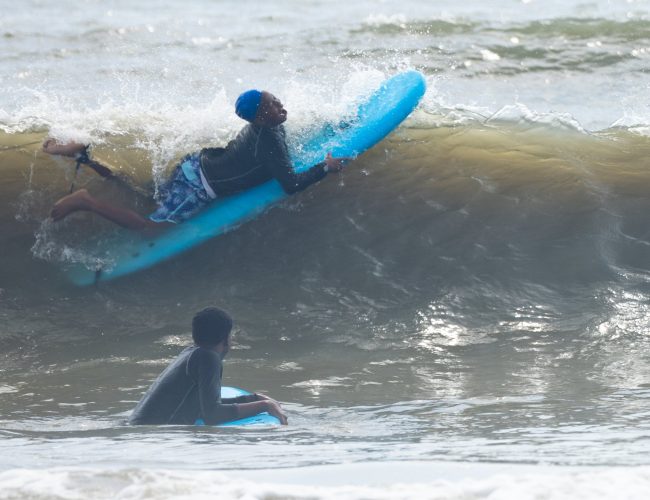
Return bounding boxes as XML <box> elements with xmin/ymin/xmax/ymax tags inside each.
<box><xmin>129</xmin><ymin>346</ymin><xmax>256</xmax><ymax>425</ymax></box>
<box><xmin>199</xmin><ymin>124</ymin><xmax>327</xmax><ymax>196</ymax></box>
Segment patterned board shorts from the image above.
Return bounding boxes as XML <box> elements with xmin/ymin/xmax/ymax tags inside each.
<box><xmin>149</xmin><ymin>154</ymin><xmax>213</xmax><ymax>224</ymax></box>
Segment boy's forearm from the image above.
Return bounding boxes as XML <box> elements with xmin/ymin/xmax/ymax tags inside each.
<box><xmin>277</xmin><ymin>162</ymin><xmax>327</xmax><ymax>194</ymax></box>
<box><xmin>222</xmin><ymin>393</ymin><xmax>259</xmax><ymax>404</ymax></box>
<box><xmin>235</xmin><ymin>400</ymin><xmax>269</xmax><ymax>419</ymax></box>
<box><xmin>236</xmin><ymin>398</ymin><xmax>288</xmax><ymax>425</ymax></box>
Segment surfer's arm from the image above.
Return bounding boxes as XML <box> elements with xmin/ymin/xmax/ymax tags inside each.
<box><xmin>221</xmin><ymin>394</ymin><xmax>260</xmax><ymax>404</ymax></box>
<box><xmin>261</xmin><ymin>129</ymin><xmax>327</xmax><ymax>194</ymax></box>
<box><xmin>194</xmin><ymin>350</ymin><xmax>239</xmax><ymax>424</ymax></box>
<box><xmin>235</xmin><ymin>400</ymin><xmax>288</xmax><ymax>425</ymax></box>
<box><xmin>221</xmin><ymin>392</ymin><xmax>280</xmax><ymax>404</ymax></box>
<box><xmin>273</xmin><ymin>153</ymin><xmax>351</xmax><ymax>193</ymax></box>
<box><xmin>270</xmin><ymin>156</ymin><xmax>328</xmax><ymax>194</ymax></box>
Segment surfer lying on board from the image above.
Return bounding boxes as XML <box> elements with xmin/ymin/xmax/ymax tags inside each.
<box><xmin>44</xmin><ymin>90</ymin><xmax>349</xmax><ymax>232</ymax></box>
<box><xmin>130</xmin><ymin>307</ymin><xmax>288</xmax><ymax>426</ymax></box>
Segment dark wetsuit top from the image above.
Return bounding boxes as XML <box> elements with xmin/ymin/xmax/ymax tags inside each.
<box><xmin>199</xmin><ymin>124</ymin><xmax>327</xmax><ymax>196</ymax></box>
<box><xmin>129</xmin><ymin>346</ymin><xmax>256</xmax><ymax>425</ymax></box>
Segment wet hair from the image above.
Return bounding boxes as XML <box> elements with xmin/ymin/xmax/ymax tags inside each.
<box><xmin>191</xmin><ymin>307</ymin><xmax>233</xmax><ymax>348</ymax></box>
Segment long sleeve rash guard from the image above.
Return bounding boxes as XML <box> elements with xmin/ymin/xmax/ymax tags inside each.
<box><xmin>129</xmin><ymin>346</ymin><xmax>255</xmax><ymax>425</ymax></box>
<box><xmin>199</xmin><ymin>124</ymin><xmax>327</xmax><ymax>197</ymax></box>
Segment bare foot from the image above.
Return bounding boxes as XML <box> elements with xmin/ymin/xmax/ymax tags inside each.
<box><xmin>51</xmin><ymin>189</ymin><xmax>93</xmax><ymax>221</ymax></box>
<box><xmin>43</xmin><ymin>139</ymin><xmax>88</xmax><ymax>158</ymax></box>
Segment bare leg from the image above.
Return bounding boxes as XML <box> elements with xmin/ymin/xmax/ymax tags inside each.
<box><xmin>43</xmin><ymin>139</ymin><xmax>88</xmax><ymax>157</ymax></box>
<box><xmin>43</xmin><ymin>139</ymin><xmax>113</xmax><ymax>176</ymax></box>
<box><xmin>51</xmin><ymin>189</ymin><xmax>170</xmax><ymax>232</ymax></box>
<box><xmin>43</xmin><ymin>138</ymin><xmax>152</xmax><ymax>197</ymax></box>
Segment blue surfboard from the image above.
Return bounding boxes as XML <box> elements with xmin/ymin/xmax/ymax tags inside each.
<box><xmin>66</xmin><ymin>70</ymin><xmax>426</xmax><ymax>285</ymax></box>
<box><xmin>198</xmin><ymin>386</ymin><xmax>280</xmax><ymax>427</ymax></box>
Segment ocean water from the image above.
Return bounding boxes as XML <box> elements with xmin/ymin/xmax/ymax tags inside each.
<box><xmin>2</xmin><ymin>0</ymin><xmax>650</xmax><ymax>498</ymax></box>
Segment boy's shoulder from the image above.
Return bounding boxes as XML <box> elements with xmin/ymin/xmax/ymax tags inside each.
<box><xmin>182</xmin><ymin>346</ymin><xmax>222</xmax><ymax>378</ymax></box>
<box><xmin>188</xmin><ymin>345</ymin><xmax>222</xmax><ymax>364</ymax></box>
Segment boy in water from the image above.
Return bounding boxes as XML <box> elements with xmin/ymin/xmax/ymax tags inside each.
<box><xmin>45</xmin><ymin>90</ymin><xmax>348</xmax><ymax>231</ymax></box>
<box><xmin>130</xmin><ymin>307</ymin><xmax>288</xmax><ymax>425</ymax></box>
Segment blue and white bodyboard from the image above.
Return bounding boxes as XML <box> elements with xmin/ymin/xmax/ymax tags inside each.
<box><xmin>66</xmin><ymin>71</ymin><xmax>426</xmax><ymax>285</ymax></box>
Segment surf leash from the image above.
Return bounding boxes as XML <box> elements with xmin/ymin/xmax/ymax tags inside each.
<box><xmin>69</xmin><ymin>147</ymin><xmax>115</xmax><ymax>193</ymax></box>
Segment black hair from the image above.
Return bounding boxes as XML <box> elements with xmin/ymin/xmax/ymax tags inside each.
<box><xmin>191</xmin><ymin>307</ymin><xmax>233</xmax><ymax>348</ymax></box>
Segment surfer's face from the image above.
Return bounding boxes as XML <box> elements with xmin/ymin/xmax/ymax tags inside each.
<box><xmin>215</xmin><ymin>334</ymin><xmax>231</xmax><ymax>358</ymax></box>
<box><xmin>257</xmin><ymin>92</ymin><xmax>287</xmax><ymax>126</ymax></box>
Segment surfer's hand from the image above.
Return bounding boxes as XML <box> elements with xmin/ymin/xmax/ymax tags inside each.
<box><xmin>265</xmin><ymin>400</ymin><xmax>288</xmax><ymax>425</ymax></box>
<box><xmin>325</xmin><ymin>152</ymin><xmax>350</xmax><ymax>172</ymax></box>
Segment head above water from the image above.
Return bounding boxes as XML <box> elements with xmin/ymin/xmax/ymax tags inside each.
<box><xmin>235</xmin><ymin>89</ymin><xmax>287</xmax><ymax>127</ymax></box>
<box><xmin>192</xmin><ymin>307</ymin><xmax>233</xmax><ymax>350</ymax></box>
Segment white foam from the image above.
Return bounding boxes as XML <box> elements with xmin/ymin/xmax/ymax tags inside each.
<box><xmin>364</xmin><ymin>14</ymin><xmax>408</xmax><ymax>29</ymax></box>
<box><xmin>1</xmin><ymin>462</ymin><xmax>649</xmax><ymax>500</ymax></box>
<box><xmin>485</xmin><ymin>103</ymin><xmax>587</xmax><ymax>133</ymax></box>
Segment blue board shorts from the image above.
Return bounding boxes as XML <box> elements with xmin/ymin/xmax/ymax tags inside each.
<box><xmin>149</xmin><ymin>154</ymin><xmax>215</xmax><ymax>224</ymax></box>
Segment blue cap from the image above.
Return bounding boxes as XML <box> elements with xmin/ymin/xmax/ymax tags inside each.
<box><xmin>235</xmin><ymin>89</ymin><xmax>262</xmax><ymax>122</ymax></box>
